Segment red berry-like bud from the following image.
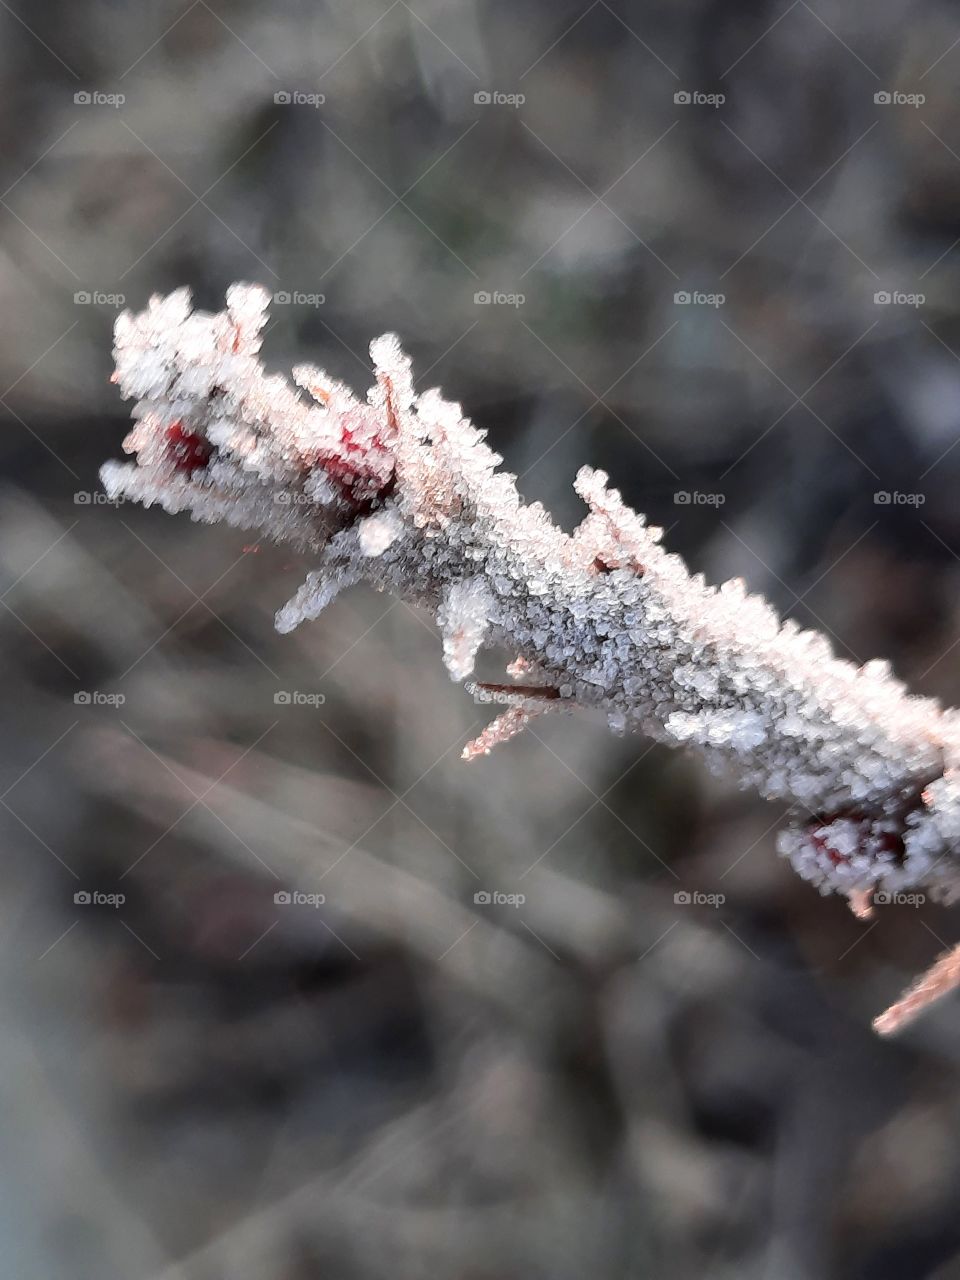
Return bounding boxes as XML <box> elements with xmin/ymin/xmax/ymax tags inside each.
<box><xmin>165</xmin><ymin>421</ymin><xmax>213</xmax><ymax>474</ymax></box>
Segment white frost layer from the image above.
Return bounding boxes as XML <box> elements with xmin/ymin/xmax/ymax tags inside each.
<box><xmin>101</xmin><ymin>285</ymin><xmax>960</xmax><ymax>899</ymax></box>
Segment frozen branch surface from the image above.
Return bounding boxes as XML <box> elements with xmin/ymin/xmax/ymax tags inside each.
<box><xmin>101</xmin><ymin>286</ymin><xmax>960</xmax><ymax>1034</ymax></box>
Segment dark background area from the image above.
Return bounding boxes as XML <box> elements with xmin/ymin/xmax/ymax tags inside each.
<box><xmin>4</xmin><ymin>2</ymin><xmax>960</xmax><ymax>1277</ymax></box>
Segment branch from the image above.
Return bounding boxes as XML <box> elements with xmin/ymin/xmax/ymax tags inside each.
<box><xmin>100</xmin><ymin>285</ymin><xmax>960</xmax><ymax>1033</ymax></box>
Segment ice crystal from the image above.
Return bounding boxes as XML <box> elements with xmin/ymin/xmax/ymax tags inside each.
<box><xmin>101</xmin><ymin>285</ymin><xmax>960</xmax><ymax>1034</ymax></box>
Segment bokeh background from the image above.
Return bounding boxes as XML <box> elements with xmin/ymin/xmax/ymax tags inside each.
<box><xmin>4</xmin><ymin>2</ymin><xmax>960</xmax><ymax>1277</ymax></box>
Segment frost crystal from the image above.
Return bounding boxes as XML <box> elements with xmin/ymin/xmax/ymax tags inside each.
<box><xmin>101</xmin><ymin>285</ymin><xmax>960</xmax><ymax>1034</ymax></box>
<box><xmin>439</xmin><ymin>577</ymin><xmax>494</xmax><ymax>681</ymax></box>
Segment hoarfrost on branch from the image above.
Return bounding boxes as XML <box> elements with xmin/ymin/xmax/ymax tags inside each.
<box><xmin>100</xmin><ymin>285</ymin><xmax>960</xmax><ymax>1034</ymax></box>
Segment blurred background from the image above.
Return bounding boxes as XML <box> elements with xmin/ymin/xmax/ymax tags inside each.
<box><xmin>4</xmin><ymin>2</ymin><xmax>960</xmax><ymax>1277</ymax></box>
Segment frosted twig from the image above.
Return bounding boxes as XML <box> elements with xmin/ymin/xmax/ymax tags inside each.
<box><xmin>100</xmin><ymin>285</ymin><xmax>960</xmax><ymax>1033</ymax></box>
<box><xmin>847</xmin><ymin>889</ymin><xmax>875</xmax><ymax>922</ymax></box>
<box><xmin>873</xmin><ymin>942</ymin><xmax>960</xmax><ymax>1035</ymax></box>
